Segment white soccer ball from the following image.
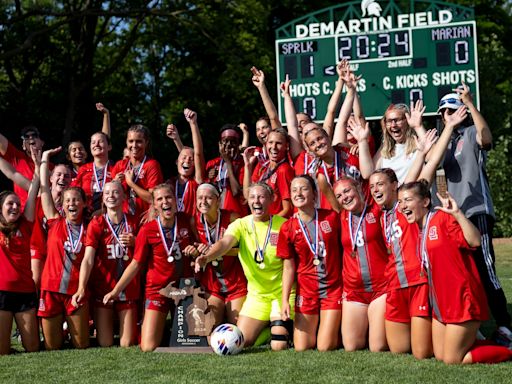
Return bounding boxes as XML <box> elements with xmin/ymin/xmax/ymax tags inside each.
<box><xmin>210</xmin><ymin>323</ymin><xmax>245</xmax><ymax>356</ymax></box>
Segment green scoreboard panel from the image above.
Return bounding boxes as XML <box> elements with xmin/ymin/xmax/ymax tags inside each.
<box><xmin>275</xmin><ymin>0</ymin><xmax>479</xmax><ymax>121</ymax></box>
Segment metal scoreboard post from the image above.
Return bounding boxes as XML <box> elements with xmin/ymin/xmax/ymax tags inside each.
<box><xmin>275</xmin><ymin>0</ymin><xmax>479</xmax><ymax>121</ymax></box>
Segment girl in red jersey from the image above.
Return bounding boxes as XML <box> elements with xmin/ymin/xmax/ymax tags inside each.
<box><xmin>111</xmin><ymin>124</ymin><xmax>163</xmax><ymax>222</ymax></box>
<box><xmin>333</xmin><ymin>177</ymin><xmax>388</xmax><ymax>352</ymax></box>
<box><xmin>305</xmin><ymin>120</ymin><xmax>373</xmax><ymax>209</ymax></box>
<box><xmin>0</xmin><ymin>150</ymin><xmax>40</xmax><ymax>355</ymax></box>
<box><xmin>398</xmin><ymin>181</ymin><xmax>512</xmax><ymax>364</ymax></box>
<box><xmin>38</xmin><ymin>148</ymin><xmax>89</xmax><ymax>350</ymax></box>
<box><xmin>369</xmin><ymin>111</ymin><xmax>463</xmax><ymax>359</ymax></box>
<box><xmin>103</xmin><ymin>183</ymin><xmax>197</xmax><ymax>351</ymax></box>
<box><xmin>278</xmin><ymin>175</ymin><xmax>342</xmax><ymax>351</ymax></box>
<box><xmin>243</xmin><ymin>128</ymin><xmax>294</xmax><ymax>218</ymax></box>
<box><xmin>72</xmin><ymin>132</ymin><xmax>114</xmax><ymax>216</ymax></box>
<box><xmin>166</xmin><ymin>108</ymin><xmax>205</xmax><ymax>217</ymax></box>
<box><xmin>184</xmin><ymin>183</ymin><xmax>246</xmax><ymax>326</ymax></box>
<box><xmin>71</xmin><ymin>181</ymin><xmax>139</xmax><ymax>347</ymax></box>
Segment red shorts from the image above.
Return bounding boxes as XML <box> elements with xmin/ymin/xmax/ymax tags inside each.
<box><xmin>385</xmin><ymin>284</ymin><xmax>430</xmax><ymax>322</ymax></box>
<box><xmin>94</xmin><ymin>298</ymin><xmax>138</xmax><ymax>312</ymax></box>
<box><xmin>342</xmin><ymin>289</ymin><xmax>386</xmax><ymax>305</ymax></box>
<box><xmin>38</xmin><ymin>290</ymin><xmax>81</xmax><ymax>317</ymax></box>
<box><xmin>207</xmin><ymin>286</ymin><xmax>247</xmax><ymax>303</ymax></box>
<box><xmin>144</xmin><ymin>296</ymin><xmax>174</xmax><ymax>314</ymax></box>
<box><xmin>295</xmin><ymin>288</ymin><xmax>343</xmax><ymax>315</ymax></box>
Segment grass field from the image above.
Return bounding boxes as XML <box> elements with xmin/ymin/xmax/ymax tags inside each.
<box><xmin>1</xmin><ymin>243</ymin><xmax>512</xmax><ymax>383</ymax></box>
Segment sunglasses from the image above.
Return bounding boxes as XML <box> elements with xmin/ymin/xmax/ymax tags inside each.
<box><xmin>438</xmin><ymin>98</ymin><xmax>460</xmax><ymax>107</ymax></box>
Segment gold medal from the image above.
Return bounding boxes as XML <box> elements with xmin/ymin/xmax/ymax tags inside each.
<box><xmin>258</xmin><ymin>263</ymin><xmax>265</xmax><ymax>269</ymax></box>
<box><xmin>351</xmin><ymin>250</ymin><xmax>356</xmax><ymax>257</ymax></box>
<box><xmin>387</xmin><ymin>246</ymin><xmax>392</xmax><ymax>255</ymax></box>
<box><xmin>313</xmin><ymin>258</ymin><xmax>320</xmax><ymax>266</ymax></box>
<box><xmin>212</xmin><ymin>260</ymin><xmax>219</xmax><ymax>267</ymax></box>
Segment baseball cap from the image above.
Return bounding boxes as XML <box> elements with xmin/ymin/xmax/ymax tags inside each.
<box><xmin>437</xmin><ymin>93</ymin><xmax>463</xmax><ymax>114</ymax></box>
<box><xmin>20</xmin><ymin>126</ymin><xmax>40</xmax><ymax>140</ymax></box>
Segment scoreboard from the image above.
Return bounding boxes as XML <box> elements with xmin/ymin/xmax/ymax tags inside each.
<box><xmin>275</xmin><ymin>0</ymin><xmax>479</xmax><ymax>121</ymax></box>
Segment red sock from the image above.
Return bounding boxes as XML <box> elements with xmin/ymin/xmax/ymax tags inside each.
<box><xmin>470</xmin><ymin>345</ymin><xmax>512</xmax><ymax>364</ymax></box>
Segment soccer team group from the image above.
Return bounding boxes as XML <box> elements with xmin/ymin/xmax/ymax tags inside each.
<box><xmin>1</xmin><ymin>61</ymin><xmax>512</xmax><ymax>364</ymax></box>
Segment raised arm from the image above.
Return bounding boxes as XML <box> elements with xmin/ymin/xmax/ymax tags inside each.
<box><xmin>251</xmin><ymin>66</ymin><xmax>282</xmax><ymax>129</ymax></box>
<box><xmin>24</xmin><ymin>147</ymin><xmax>41</xmax><ymax>222</ymax></box>
<box><xmin>184</xmin><ymin>108</ymin><xmax>205</xmax><ymax>184</ymax></box>
<box><xmin>435</xmin><ymin>192</ymin><xmax>481</xmax><ymax>247</ymax></box>
<box><xmin>281</xmin><ymin>75</ymin><xmax>302</xmax><ymax>160</ymax></box>
<box><xmin>457</xmin><ymin>81</ymin><xmax>491</xmax><ymax>148</ymax></box>
<box><xmin>242</xmin><ymin>146</ymin><xmax>258</xmax><ymax>201</ymax></box>
<box><xmin>347</xmin><ymin>119</ymin><xmax>374</xmax><ymax>179</ymax></box>
<box><xmin>317</xmin><ymin>173</ymin><xmax>341</xmax><ymax>213</ymax></box>
<box><xmin>406</xmin><ymin>99</ymin><xmax>427</xmax><ymax>141</ymax></box>
<box><xmin>96</xmin><ymin>103</ymin><xmax>111</xmax><ymax>137</ymax></box>
<box><xmin>40</xmin><ymin>147</ymin><xmax>62</xmax><ymax>219</ymax></box>
<box><xmin>0</xmin><ymin>157</ymin><xmax>31</xmax><ymax>191</ymax></box>
<box><xmin>332</xmin><ymin>66</ymin><xmax>358</xmax><ymax>146</ymax></box>
<box><xmin>239</xmin><ymin>123</ymin><xmax>250</xmax><ymax>150</ymax></box>
<box><xmin>166</xmin><ymin>123</ymin><xmax>184</xmax><ymax>152</ymax></box>
<box><xmin>404</xmin><ymin>128</ymin><xmax>438</xmax><ymax>184</ymax></box>
<box><xmin>322</xmin><ymin>60</ymin><xmax>347</xmax><ymax>139</ymax></box>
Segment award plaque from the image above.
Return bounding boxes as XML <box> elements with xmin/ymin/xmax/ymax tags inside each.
<box><xmin>155</xmin><ymin>277</ymin><xmax>215</xmax><ymax>353</ymax></box>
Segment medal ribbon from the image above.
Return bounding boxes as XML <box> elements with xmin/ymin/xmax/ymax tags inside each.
<box><xmin>66</xmin><ymin>220</ymin><xmax>84</xmax><ymax>254</ymax></box>
<box><xmin>321</xmin><ymin>150</ymin><xmax>340</xmax><ymax>186</ymax></box>
<box><xmin>348</xmin><ymin>203</ymin><xmax>368</xmax><ymax>253</ymax></box>
<box><xmin>419</xmin><ymin>211</ymin><xmax>434</xmax><ymax>272</ymax></box>
<box><xmin>383</xmin><ymin>202</ymin><xmax>399</xmax><ymax>245</ymax></box>
<box><xmin>297</xmin><ymin>210</ymin><xmax>319</xmax><ymax>259</ymax></box>
<box><xmin>201</xmin><ymin>211</ymin><xmax>221</xmax><ymax>246</ymax></box>
<box><xmin>251</xmin><ymin>216</ymin><xmax>273</xmax><ymax>264</ymax></box>
<box><xmin>216</xmin><ymin>160</ymin><xmax>228</xmax><ymax>190</ymax></box>
<box><xmin>104</xmin><ymin>213</ymin><xmax>129</xmax><ymax>254</ymax></box>
<box><xmin>157</xmin><ymin>216</ymin><xmax>177</xmax><ymax>258</ymax></box>
<box><xmin>93</xmin><ymin>162</ymin><xmax>108</xmax><ymax>193</ymax></box>
<box><xmin>175</xmin><ymin>179</ymin><xmax>189</xmax><ymax>212</ymax></box>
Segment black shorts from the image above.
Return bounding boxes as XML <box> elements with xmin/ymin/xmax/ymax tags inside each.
<box><xmin>0</xmin><ymin>290</ymin><xmax>38</xmax><ymax>313</ymax></box>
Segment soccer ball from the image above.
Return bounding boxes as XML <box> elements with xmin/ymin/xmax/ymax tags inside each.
<box><xmin>210</xmin><ymin>323</ymin><xmax>245</xmax><ymax>356</ymax></box>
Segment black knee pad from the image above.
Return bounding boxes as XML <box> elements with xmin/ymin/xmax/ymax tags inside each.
<box><xmin>270</xmin><ymin>319</ymin><xmax>294</xmax><ymax>343</ymax></box>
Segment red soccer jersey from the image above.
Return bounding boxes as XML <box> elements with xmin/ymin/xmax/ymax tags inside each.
<box><xmin>111</xmin><ymin>157</ymin><xmax>163</xmax><ymax>220</ymax></box>
<box><xmin>423</xmin><ymin>211</ymin><xmax>488</xmax><ymax>323</ymax></box>
<box><xmin>194</xmin><ymin>209</ymin><xmax>247</xmax><ymax>297</ymax></box>
<box><xmin>205</xmin><ymin>157</ymin><xmax>247</xmax><ymax>217</ymax></box>
<box><xmin>84</xmin><ymin>214</ymin><xmax>140</xmax><ymax>300</ymax></box>
<box><xmin>168</xmin><ymin>177</ymin><xmax>198</xmax><ymax>217</ymax></box>
<box><xmin>381</xmin><ymin>205</ymin><xmax>427</xmax><ymax>290</ymax></box>
<box><xmin>277</xmin><ymin>209</ymin><xmax>342</xmax><ymax>299</ymax></box>
<box><xmin>30</xmin><ymin>197</ymin><xmax>49</xmax><ymax>262</ymax></box>
<box><xmin>40</xmin><ymin>217</ymin><xmax>87</xmax><ymax>295</ymax></box>
<box><xmin>72</xmin><ymin>161</ymin><xmax>114</xmax><ymax>213</ymax></box>
<box><xmin>317</xmin><ymin>145</ymin><xmax>362</xmax><ymax>210</ymax></box>
<box><xmin>251</xmin><ymin>161</ymin><xmax>294</xmax><ymax>217</ymax></box>
<box><xmin>133</xmin><ymin>213</ymin><xmax>196</xmax><ymax>298</ymax></box>
<box><xmin>340</xmin><ymin>202</ymin><xmax>388</xmax><ymax>293</ymax></box>
<box><xmin>0</xmin><ymin>218</ymin><xmax>35</xmax><ymax>292</ymax></box>
<box><xmin>1</xmin><ymin>143</ymin><xmax>35</xmax><ymax>209</ymax></box>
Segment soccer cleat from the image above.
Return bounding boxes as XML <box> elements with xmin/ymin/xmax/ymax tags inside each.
<box><xmin>492</xmin><ymin>326</ymin><xmax>512</xmax><ymax>348</ymax></box>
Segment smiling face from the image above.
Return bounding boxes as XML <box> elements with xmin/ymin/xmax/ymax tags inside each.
<box><xmin>196</xmin><ymin>186</ymin><xmax>219</xmax><ymax>215</ymax></box>
<box><xmin>103</xmin><ymin>182</ymin><xmax>125</xmax><ymax>210</ymax></box>
<box><xmin>68</xmin><ymin>142</ymin><xmax>87</xmax><ymax>166</ymax></box>
<box><xmin>63</xmin><ymin>189</ymin><xmax>85</xmax><ymax>223</ymax></box>
<box><xmin>153</xmin><ymin>186</ymin><xmax>176</xmax><ymax>222</ymax></box>
<box><xmin>384</xmin><ymin>109</ymin><xmax>408</xmax><ymax>144</ymax></box>
<box><xmin>255</xmin><ymin>119</ymin><xmax>272</xmax><ymax>145</ymax></box>
<box><xmin>90</xmin><ymin>133</ymin><xmax>111</xmax><ymax>159</ymax></box>
<box><xmin>304</xmin><ymin>128</ymin><xmax>330</xmax><ymax>158</ymax></box>
<box><xmin>290</xmin><ymin>177</ymin><xmax>316</xmax><ymax>210</ymax></box>
<box><xmin>265</xmin><ymin>131</ymin><xmax>288</xmax><ymax>163</ymax></box>
<box><xmin>50</xmin><ymin>165</ymin><xmax>72</xmax><ymax>193</ymax></box>
<box><xmin>248</xmin><ymin>185</ymin><xmax>272</xmax><ymax>221</ymax></box>
<box><xmin>334</xmin><ymin>179</ymin><xmax>364</xmax><ymax>213</ymax></box>
<box><xmin>369</xmin><ymin>172</ymin><xmax>397</xmax><ymax>209</ymax></box>
<box><xmin>398</xmin><ymin>189</ymin><xmax>429</xmax><ymax>224</ymax></box>
<box><xmin>177</xmin><ymin>148</ymin><xmax>194</xmax><ymax>178</ymax></box>
<box><xmin>1</xmin><ymin>194</ymin><xmax>21</xmax><ymax>224</ymax></box>
<box><xmin>126</xmin><ymin>131</ymin><xmax>148</xmax><ymax>161</ymax></box>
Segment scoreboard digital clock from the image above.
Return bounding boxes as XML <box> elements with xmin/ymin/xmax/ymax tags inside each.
<box><xmin>275</xmin><ymin>0</ymin><xmax>479</xmax><ymax>121</ymax></box>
